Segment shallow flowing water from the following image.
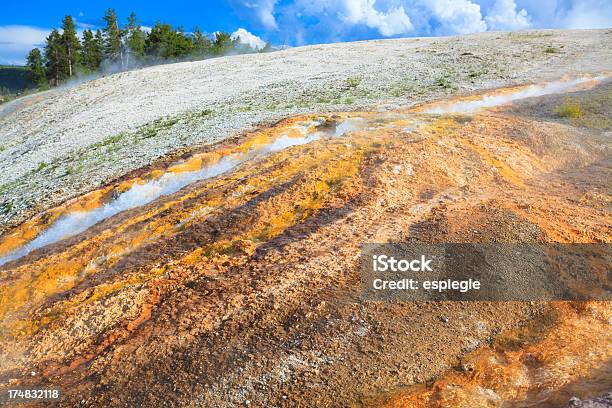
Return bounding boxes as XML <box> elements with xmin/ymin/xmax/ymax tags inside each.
<box><xmin>418</xmin><ymin>75</ymin><xmax>608</xmax><ymax>114</ymax></box>
<box><xmin>0</xmin><ymin>117</ymin><xmax>365</xmax><ymax>266</ymax></box>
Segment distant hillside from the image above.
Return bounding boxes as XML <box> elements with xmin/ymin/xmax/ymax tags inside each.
<box><xmin>0</xmin><ymin>66</ymin><xmax>34</xmax><ymax>94</ymax></box>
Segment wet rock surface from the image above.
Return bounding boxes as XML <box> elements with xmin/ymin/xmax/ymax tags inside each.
<box><xmin>1</xmin><ymin>29</ymin><xmax>611</xmax><ymax>233</ymax></box>
<box><xmin>0</xmin><ymin>82</ymin><xmax>610</xmax><ymax>406</ymax></box>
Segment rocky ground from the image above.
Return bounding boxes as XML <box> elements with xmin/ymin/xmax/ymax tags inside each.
<box><xmin>0</xmin><ymin>77</ymin><xmax>610</xmax><ymax>407</ymax></box>
<box><xmin>1</xmin><ymin>29</ymin><xmax>611</xmax><ymax>234</ymax></box>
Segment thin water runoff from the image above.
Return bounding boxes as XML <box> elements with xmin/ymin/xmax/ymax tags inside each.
<box><xmin>0</xmin><ymin>118</ymin><xmax>364</xmax><ymax>266</ymax></box>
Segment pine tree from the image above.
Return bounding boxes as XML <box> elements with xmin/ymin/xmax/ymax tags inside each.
<box><xmin>103</xmin><ymin>8</ymin><xmax>123</xmax><ymax>68</ymax></box>
<box><xmin>146</xmin><ymin>22</ymin><xmax>200</xmax><ymax>60</ymax></box>
<box><xmin>61</xmin><ymin>15</ymin><xmax>81</xmax><ymax>77</ymax></box>
<box><xmin>145</xmin><ymin>22</ymin><xmax>172</xmax><ymax>59</ymax></box>
<box><xmin>80</xmin><ymin>29</ymin><xmax>93</xmax><ymax>70</ymax></box>
<box><xmin>174</xmin><ymin>26</ymin><xmax>194</xmax><ymax>58</ymax></box>
<box><xmin>212</xmin><ymin>32</ymin><xmax>236</xmax><ymax>55</ymax></box>
<box><xmin>44</xmin><ymin>29</ymin><xmax>67</xmax><ymax>86</ymax></box>
<box><xmin>192</xmin><ymin>27</ymin><xmax>212</xmax><ymax>58</ymax></box>
<box><xmin>26</xmin><ymin>48</ymin><xmax>46</xmax><ymax>86</ymax></box>
<box><xmin>80</xmin><ymin>29</ymin><xmax>103</xmax><ymax>72</ymax></box>
<box><xmin>125</xmin><ymin>11</ymin><xmax>145</xmax><ymax>68</ymax></box>
<box><xmin>94</xmin><ymin>30</ymin><xmax>104</xmax><ymax>68</ymax></box>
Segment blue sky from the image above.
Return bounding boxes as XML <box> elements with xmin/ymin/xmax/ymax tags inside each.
<box><xmin>1</xmin><ymin>0</ymin><xmax>611</xmax><ymax>64</ymax></box>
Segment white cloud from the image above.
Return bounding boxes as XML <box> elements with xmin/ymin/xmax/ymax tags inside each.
<box><xmin>562</xmin><ymin>0</ymin><xmax>612</xmax><ymax>29</ymax></box>
<box><xmin>231</xmin><ymin>0</ymin><xmax>610</xmax><ymax>43</ymax></box>
<box><xmin>422</xmin><ymin>0</ymin><xmax>487</xmax><ymax>34</ymax></box>
<box><xmin>485</xmin><ymin>0</ymin><xmax>530</xmax><ymax>30</ymax></box>
<box><xmin>258</xmin><ymin>0</ymin><xmax>279</xmax><ymax>29</ymax></box>
<box><xmin>0</xmin><ymin>25</ymin><xmax>49</xmax><ymax>47</ymax></box>
<box><xmin>231</xmin><ymin>28</ymin><xmax>267</xmax><ymax>49</ymax></box>
<box><xmin>74</xmin><ymin>19</ymin><xmax>96</xmax><ymax>30</ymax></box>
<box><xmin>340</xmin><ymin>0</ymin><xmax>413</xmax><ymax>36</ymax></box>
<box><xmin>230</xmin><ymin>0</ymin><xmax>279</xmax><ymax>30</ymax></box>
<box><xmin>277</xmin><ymin>0</ymin><xmax>413</xmax><ymax>40</ymax></box>
<box><xmin>0</xmin><ymin>25</ymin><xmax>50</xmax><ymax>65</ymax></box>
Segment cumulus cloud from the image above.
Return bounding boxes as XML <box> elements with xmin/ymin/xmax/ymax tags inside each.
<box><xmin>339</xmin><ymin>0</ymin><xmax>413</xmax><ymax>36</ymax></box>
<box><xmin>561</xmin><ymin>0</ymin><xmax>612</xmax><ymax>29</ymax></box>
<box><xmin>422</xmin><ymin>0</ymin><xmax>487</xmax><ymax>35</ymax></box>
<box><xmin>231</xmin><ymin>28</ymin><xmax>267</xmax><ymax>49</ymax></box>
<box><xmin>229</xmin><ymin>0</ymin><xmax>279</xmax><ymax>30</ymax></box>
<box><xmin>0</xmin><ymin>25</ymin><xmax>50</xmax><ymax>65</ymax></box>
<box><xmin>242</xmin><ymin>0</ymin><xmax>609</xmax><ymax>45</ymax></box>
<box><xmin>485</xmin><ymin>0</ymin><xmax>530</xmax><ymax>30</ymax></box>
<box><xmin>272</xmin><ymin>0</ymin><xmax>413</xmax><ymax>44</ymax></box>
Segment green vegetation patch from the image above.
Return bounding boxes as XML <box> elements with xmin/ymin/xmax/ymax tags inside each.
<box><xmin>552</xmin><ymin>85</ymin><xmax>612</xmax><ymax>130</ymax></box>
<box><xmin>389</xmin><ymin>81</ymin><xmax>416</xmax><ymax>97</ymax></box>
<box><xmin>435</xmin><ymin>76</ymin><xmax>454</xmax><ymax>90</ymax></box>
<box><xmin>543</xmin><ymin>46</ymin><xmax>561</xmax><ymax>54</ymax></box>
<box><xmin>345</xmin><ymin>76</ymin><xmax>362</xmax><ymax>88</ymax></box>
<box><xmin>1</xmin><ymin>201</ymin><xmax>13</xmax><ymax>215</ymax></box>
<box><xmin>555</xmin><ymin>96</ymin><xmax>583</xmax><ymax>119</ymax></box>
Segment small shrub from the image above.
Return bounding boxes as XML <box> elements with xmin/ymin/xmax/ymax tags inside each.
<box><xmin>389</xmin><ymin>82</ymin><xmax>413</xmax><ymax>97</ymax></box>
<box><xmin>544</xmin><ymin>46</ymin><xmax>560</xmax><ymax>54</ymax></box>
<box><xmin>556</xmin><ymin>97</ymin><xmax>583</xmax><ymax>119</ymax></box>
<box><xmin>92</xmin><ymin>133</ymin><xmax>124</xmax><ymax>149</ymax></box>
<box><xmin>346</xmin><ymin>76</ymin><xmax>362</xmax><ymax>88</ymax></box>
<box><xmin>36</xmin><ymin>161</ymin><xmax>48</xmax><ymax>171</ymax></box>
<box><xmin>468</xmin><ymin>69</ymin><xmax>483</xmax><ymax>79</ymax></box>
<box><xmin>435</xmin><ymin>76</ymin><xmax>453</xmax><ymax>89</ymax></box>
<box><xmin>197</xmin><ymin>108</ymin><xmax>213</xmax><ymax>117</ymax></box>
<box><xmin>2</xmin><ymin>201</ymin><xmax>13</xmax><ymax>214</ymax></box>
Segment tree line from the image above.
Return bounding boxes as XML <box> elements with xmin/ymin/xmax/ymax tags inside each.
<box><xmin>26</xmin><ymin>9</ymin><xmax>270</xmax><ymax>87</ymax></box>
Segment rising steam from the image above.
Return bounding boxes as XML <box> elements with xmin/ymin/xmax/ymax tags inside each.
<box><xmin>422</xmin><ymin>75</ymin><xmax>608</xmax><ymax>114</ymax></box>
